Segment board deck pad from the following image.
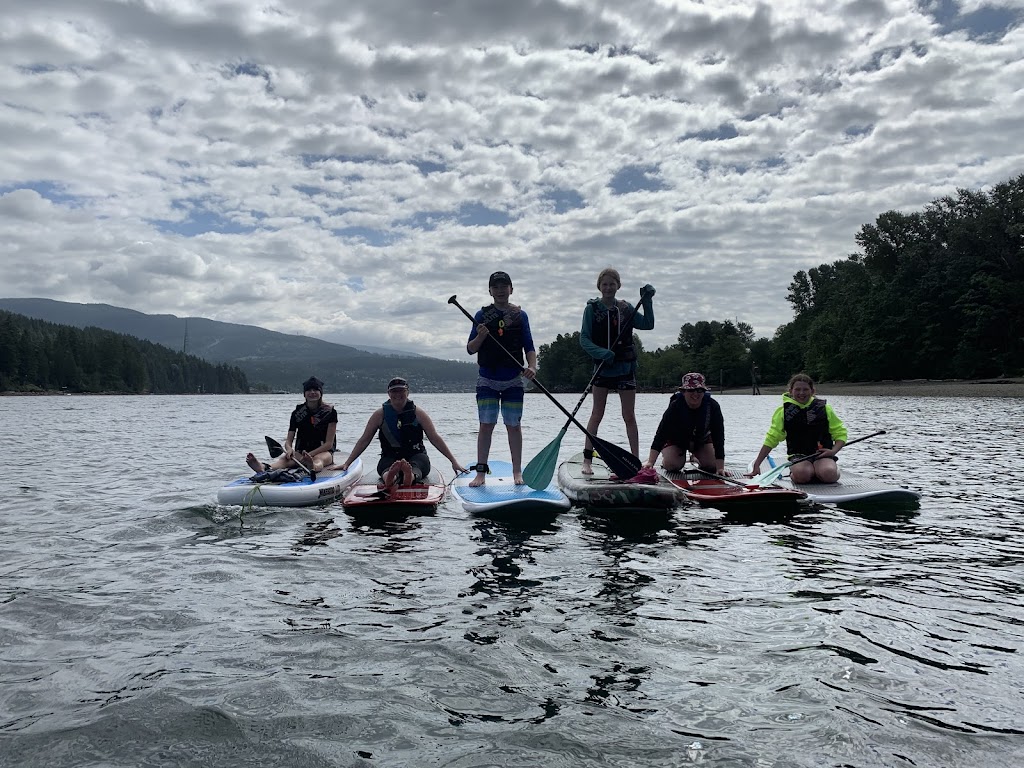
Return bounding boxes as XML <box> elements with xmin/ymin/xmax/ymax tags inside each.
<box><xmin>216</xmin><ymin>458</ymin><xmax>362</xmax><ymax>507</ymax></box>
<box><xmin>777</xmin><ymin>471</ymin><xmax>921</xmax><ymax>504</ymax></box>
<box><xmin>661</xmin><ymin>468</ymin><xmax>808</xmax><ymax>509</ymax></box>
<box><xmin>342</xmin><ymin>467</ymin><xmax>446</xmax><ymax>512</ymax></box>
<box><xmin>452</xmin><ymin>460</ymin><xmax>570</xmax><ymax>514</ymax></box>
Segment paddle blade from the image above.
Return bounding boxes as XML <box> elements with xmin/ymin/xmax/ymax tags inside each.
<box><xmin>523</xmin><ymin>429</ymin><xmax>568</xmax><ymax>490</ymax></box>
<box><xmin>265</xmin><ymin>435</ymin><xmax>285</xmax><ymax>458</ymax></box>
<box><xmin>591</xmin><ymin>435</ymin><xmax>642</xmax><ymax>480</ymax></box>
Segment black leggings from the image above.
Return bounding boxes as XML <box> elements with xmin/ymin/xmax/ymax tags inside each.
<box><xmin>377</xmin><ymin>452</ymin><xmax>430</xmax><ymax>482</ymax></box>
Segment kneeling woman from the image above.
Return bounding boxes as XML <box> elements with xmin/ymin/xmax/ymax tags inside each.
<box><xmin>341</xmin><ymin>378</ymin><xmax>467</xmax><ymax>486</ymax></box>
<box><xmin>747</xmin><ymin>373</ymin><xmax>847</xmax><ymax>483</ymax></box>
<box><xmin>643</xmin><ymin>372</ymin><xmax>727</xmax><ymax>475</ymax></box>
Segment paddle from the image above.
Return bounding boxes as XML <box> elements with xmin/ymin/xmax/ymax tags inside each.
<box><xmin>264</xmin><ymin>435</ymin><xmax>312</xmax><ymax>477</ymax></box>
<box><xmin>752</xmin><ymin>430</ymin><xmax>887</xmax><ymax>486</ymax></box>
<box><xmin>522</xmin><ymin>286</ymin><xmax>653</xmax><ymax>490</ymax></box>
<box><xmin>448</xmin><ymin>295</ymin><xmax>642</xmax><ymax>482</ymax></box>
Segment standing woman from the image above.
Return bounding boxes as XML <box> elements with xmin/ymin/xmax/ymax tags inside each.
<box><xmin>246</xmin><ymin>375</ymin><xmax>338</xmax><ymax>473</ymax></box>
<box><xmin>579</xmin><ymin>268</ymin><xmax>655</xmax><ymax>474</ymax></box>
<box><xmin>747</xmin><ymin>373</ymin><xmax>848</xmax><ymax>483</ymax></box>
<box><xmin>341</xmin><ymin>377</ymin><xmax>467</xmax><ymax>487</ymax></box>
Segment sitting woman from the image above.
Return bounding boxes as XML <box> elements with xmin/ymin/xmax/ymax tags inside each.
<box><xmin>340</xmin><ymin>377</ymin><xmax>467</xmax><ymax>486</ymax></box>
<box><xmin>246</xmin><ymin>376</ymin><xmax>338</xmax><ymax>474</ymax></box>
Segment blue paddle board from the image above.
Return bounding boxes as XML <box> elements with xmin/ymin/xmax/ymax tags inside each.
<box><xmin>451</xmin><ymin>460</ymin><xmax>570</xmax><ymax>515</ymax></box>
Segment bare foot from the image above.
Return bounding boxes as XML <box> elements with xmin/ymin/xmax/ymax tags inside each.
<box><xmin>581</xmin><ymin>461</ymin><xmax>593</xmax><ymax>475</ymax></box>
<box><xmin>246</xmin><ymin>452</ymin><xmax>266</xmax><ymax>472</ymax></box>
<box><xmin>468</xmin><ymin>472</ymin><xmax>486</xmax><ymax>487</ymax></box>
<box><xmin>513</xmin><ymin>472</ymin><xmax>525</xmax><ymax>485</ymax></box>
<box><xmin>399</xmin><ymin>459</ymin><xmax>415</xmax><ymax>487</ymax></box>
<box><xmin>383</xmin><ymin>461</ymin><xmax>400</xmax><ymax>487</ymax></box>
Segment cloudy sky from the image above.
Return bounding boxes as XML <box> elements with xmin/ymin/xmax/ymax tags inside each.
<box><xmin>2</xmin><ymin>0</ymin><xmax>1022</xmax><ymax>360</ymax></box>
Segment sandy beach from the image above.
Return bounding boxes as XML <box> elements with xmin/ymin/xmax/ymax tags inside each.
<box><xmin>720</xmin><ymin>378</ymin><xmax>1024</xmax><ymax>398</ymax></box>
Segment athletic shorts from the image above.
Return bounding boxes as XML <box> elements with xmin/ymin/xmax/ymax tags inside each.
<box><xmin>593</xmin><ymin>372</ymin><xmax>637</xmax><ymax>391</ymax></box>
<box><xmin>476</xmin><ymin>384</ymin><xmax>525</xmax><ymax>426</ymax></box>
<box><xmin>664</xmin><ymin>435</ymin><xmax>713</xmax><ymax>452</ymax></box>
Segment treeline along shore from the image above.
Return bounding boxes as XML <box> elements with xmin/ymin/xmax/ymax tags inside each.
<box><xmin>0</xmin><ymin>312</ymin><xmax>249</xmax><ymax>394</ymax></box>
<box><xmin>3</xmin><ymin>173</ymin><xmax>1022</xmax><ymax>396</ymax></box>
<box><xmin>539</xmin><ymin>173</ymin><xmax>1024</xmax><ymax>393</ymax></box>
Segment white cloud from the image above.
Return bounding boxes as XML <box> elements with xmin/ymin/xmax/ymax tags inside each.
<box><xmin>1</xmin><ymin>0</ymin><xmax>1022</xmax><ymax>360</ymax></box>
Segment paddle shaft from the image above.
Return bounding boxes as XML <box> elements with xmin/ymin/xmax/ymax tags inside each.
<box><xmin>786</xmin><ymin>429</ymin><xmax>888</xmax><ymax>467</ymax></box>
<box><xmin>264</xmin><ymin>434</ymin><xmax>311</xmax><ymax>476</ymax></box>
<box><xmin>754</xmin><ymin>429</ymin><xmax>887</xmax><ymax>485</ymax></box>
<box><xmin>448</xmin><ymin>295</ymin><xmax>640</xmax><ymax>475</ymax></box>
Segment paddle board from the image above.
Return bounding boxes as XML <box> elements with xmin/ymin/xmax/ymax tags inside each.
<box><xmin>557</xmin><ymin>452</ymin><xmax>681</xmax><ymax>510</ymax></box>
<box><xmin>776</xmin><ymin>471</ymin><xmax>921</xmax><ymax>505</ymax></box>
<box><xmin>217</xmin><ymin>457</ymin><xmax>362</xmax><ymax>508</ymax></box>
<box><xmin>451</xmin><ymin>460</ymin><xmax>570</xmax><ymax>515</ymax></box>
<box><xmin>342</xmin><ymin>467</ymin><xmax>446</xmax><ymax>515</ymax></box>
<box><xmin>660</xmin><ymin>468</ymin><xmax>808</xmax><ymax>510</ymax></box>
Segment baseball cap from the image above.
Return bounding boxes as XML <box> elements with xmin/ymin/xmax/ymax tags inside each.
<box><xmin>488</xmin><ymin>271</ymin><xmax>512</xmax><ymax>287</ymax></box>
<box><xmin>387</xmin><ymin>377</ymin><xmax>409</xmax><ymax>392</ymax></box>
<box><xmin>681</xmin><ymin>372</ymin><xmax>709</xmax><ymax>391</ymax></box>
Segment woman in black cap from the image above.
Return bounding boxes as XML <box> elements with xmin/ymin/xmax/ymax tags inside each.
<box><xmin>340</xmin><ymin>377</ymin><xmax>466</xmax><ymax>487</ymax></box>
<box><xmin>246</xmin><ymin>375</ymin><xmax>339</xmax><ymax>473</ymax></box>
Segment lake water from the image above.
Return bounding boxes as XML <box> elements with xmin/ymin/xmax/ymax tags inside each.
<box><xmin>1</xmin><ymin>392</ymin><xmax>1022</xmax><ymax>767</ymax></box>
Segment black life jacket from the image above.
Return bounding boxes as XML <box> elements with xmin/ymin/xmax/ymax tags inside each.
<box><xmin>477</xmin><ymin>303</ymin><xmax>525</xmax><ymax>369</ymax></box>
<box><xmin>669</xmin><ymin>390</ymin><xmax>712</xmax><ymax>443</ymax></box>
<box><xmin>292</xmin><ymin>402</ymin><xmax>337</xmax><ymax>452</ymax></box>
<box><xmin>590</xmin><ymin>299</ymin><xmax>636</xmax><ymax>363</ymax></box>
<box><xmin>379</xmin><ymin>400</ymin><xmax>426</xmax><ymax>459</ymax></box>
<box><xmin>783</xmin><ymin>398</ymin><xmax>833</xmax><ymax>456</ymax></box>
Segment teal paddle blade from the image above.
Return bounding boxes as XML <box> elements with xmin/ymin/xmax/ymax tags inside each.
<box><xmin>523</xmin><ymin>428</ymin><xmax>567</xmax><ymax>490</ymax></box>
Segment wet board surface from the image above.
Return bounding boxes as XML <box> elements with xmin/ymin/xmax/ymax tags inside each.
<box><xmin>452</xmin><ymin>460</ymin><xmax>570</xmax><ymax>515</ymax></box>
<box><xmin>661</xmin><ymin>468</ymin><xmax>808</xmax><ymax>510</ymax></box>
<box><xmin>557</xmin><ymin>452</ymin><xmax>681</xmax><ymax>510</ymax></box>
<box><xmin>342</xmin><ymin>467</ymin><xmax>446</xmax><ymax>514</ymax></box>
<box><xmin>777</xmin><ymin>471</ymin><xmax>922</xmax><ymax>505</ymax></box>
<box><xmin>217</xmin><ymin>458</ymin><xmax>362</xmax><ymax>508</ymax></box>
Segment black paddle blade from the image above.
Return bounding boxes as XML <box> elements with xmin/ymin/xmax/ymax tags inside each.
<box><xmin>591</xmin><ymin>434</ymin><xmax>642</xmax><ymax>480</ymax></box>
<box><xmin>265</xmin><ymin>435</ymin><xmax>285</xmax><ymax>458</ymax></box>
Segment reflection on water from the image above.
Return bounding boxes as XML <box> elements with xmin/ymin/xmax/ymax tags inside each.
<box><xmin>1</xmin><ymin>393</ymin><xmax>1024</xmax><ymax>766</ymax></box>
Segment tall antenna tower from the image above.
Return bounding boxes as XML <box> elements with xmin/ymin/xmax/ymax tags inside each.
<box><xmin>182</xmin><ymin>318</ymin><xmax>189</xmax><ymax>355</ymax></box>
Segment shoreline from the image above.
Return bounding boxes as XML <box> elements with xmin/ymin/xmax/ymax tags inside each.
<box><xmin>5</xmin><ymin>377</ymin><xmax>1024</xmax><ymax>398</ymax></box>
<box><xmin>714</xmin><ymin>377</ymin><xmax>1024</xmax><ymax>398</ymax></box>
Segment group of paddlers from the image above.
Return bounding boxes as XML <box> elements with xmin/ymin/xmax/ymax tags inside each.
<box><xmin>245</xmin><ymin>268</ymin><xmax>848</xmax><ymax>489</ymax></box>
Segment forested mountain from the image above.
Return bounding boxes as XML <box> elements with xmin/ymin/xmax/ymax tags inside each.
<box><xmin>538</xmin><ymin>173</ymin><xmax>1024</xmax><ymax>389</ymax></box>
<box><xmin>0</xmin><ymin>311</ymin><xmax>249</xmax><ymax>394</ymax></box>
<box><xmin>0</xmin><ymin>299</ymin><xmax>477</xmax><ymax>392</ymax></box>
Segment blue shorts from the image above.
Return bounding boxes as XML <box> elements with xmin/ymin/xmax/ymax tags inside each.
<box><xmin>476</xmin><ymin>385</ymin><xmax>524</xmax><ymax>426</ymax></box>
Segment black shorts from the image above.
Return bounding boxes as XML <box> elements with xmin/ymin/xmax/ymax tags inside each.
<box><xmin>593</xmin><ymin>372</ymin><xmax>637</xmax><ymax>391</ymax></box>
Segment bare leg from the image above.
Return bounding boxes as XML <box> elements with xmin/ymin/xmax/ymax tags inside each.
<box><xmin>691</xmin><ymin>443</ymin><xmax>717</xmax><ymax>473</ymax></box>
<box><xmin>618</xmin><ymin>389</ymin><xmax>639</xmax><ymax>457</ymax></box>
<box><xmin>508</xmin><ymin>425</ymin><xmax>524</xmax><ymax>484</ymax></box>
<box><xmin>813</xmin><ymin>457</ymin><xmax>840</xmax><ymax>483</ymax></box>
<box><xmin>789</xmin><ymin>462</ymin><xmax>816</xmax><ymax>483</ymax></box>
<box><xmin>470</xmin><ymin>422</ymin><xmax>496</xmax><ymax>487</ymax></box>
<box><xmin>582</xmin><ymin>387</ymin><xmax>610</xmax><ymax>474</ymax></box>
<box><xmin>659</xmin><ymin>445</ymin><xmax>687</xmax><ymax>472</ymax></box>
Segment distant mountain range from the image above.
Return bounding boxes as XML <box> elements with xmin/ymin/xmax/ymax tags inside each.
<box><xmin>0</xmin><ymin>298</ymin><xmax>476</xmax><ymax>393</ymax></box>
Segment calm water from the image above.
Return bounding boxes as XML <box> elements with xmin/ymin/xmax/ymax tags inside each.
<box><xmin>1</xmin><ymin>392</ymin><xmax>1022</xmax><ymax>767</ymax></box>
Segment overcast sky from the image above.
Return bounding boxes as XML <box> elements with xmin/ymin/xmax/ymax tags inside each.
<box><xmin>2</xmin><ymin>0</ymin><xmax>1022</xmax><ymax>359</ymax></box>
